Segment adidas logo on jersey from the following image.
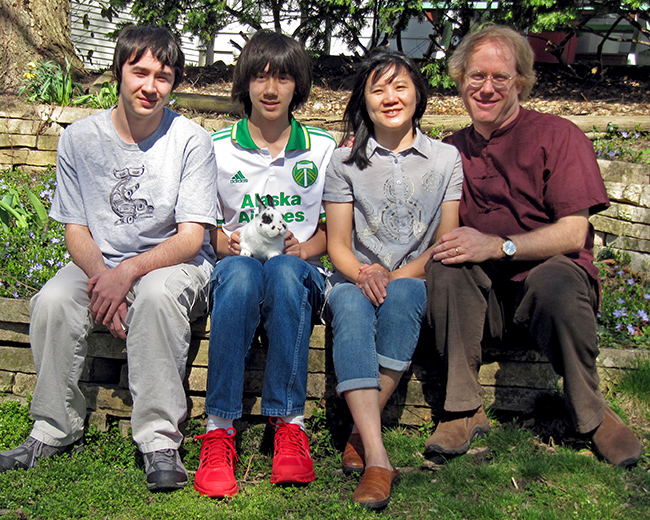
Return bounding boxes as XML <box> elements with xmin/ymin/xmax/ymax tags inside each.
<box><xmin>230</xmin><ymin>171</ymin><xmax>248</xmax><ymax>183</ymax></box>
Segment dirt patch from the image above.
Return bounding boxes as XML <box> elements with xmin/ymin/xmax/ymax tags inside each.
<box><xmin>4</xmin><ymin>59</ymin><xmax>649</xmax><ymax>122</ymax></box>
<box><xmin>177</xmin><ymin>60</ymin><xmax>650</xmax><ymax>119</ymax></box>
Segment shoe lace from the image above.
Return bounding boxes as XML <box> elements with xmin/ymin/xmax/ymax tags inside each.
<box><xmin>151</xmin><ymin>449</ymin><xmax>175</xmax><ymax>465</ymax></box>
<box><xmin>272</xmin><ymin>419</ymin><xmax>309</xmax><ymax>457</ymax></box>
<box><xmin>196</xmin><ymin>429</ymin><xmax>238</xmax><ymax>468</ymax></box>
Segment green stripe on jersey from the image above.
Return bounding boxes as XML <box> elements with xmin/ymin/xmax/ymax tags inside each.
<box><xmin>305</xmin><ymin>125</ymin><xmax>336</xmax><ymax>143</ymax></box>
<box><xmin>211</xmin><ymin>127</ymin><xmax>233</xmax><ymax>141</ymax></box>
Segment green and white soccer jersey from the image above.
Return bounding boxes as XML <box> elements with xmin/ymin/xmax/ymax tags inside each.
<box><xmin>212</xmin><ymin>117</ymin><xmax>336</xmax><ymax>244</ymax></box>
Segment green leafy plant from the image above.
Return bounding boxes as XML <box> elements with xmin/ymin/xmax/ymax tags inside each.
<box><xmin>421</xmin><ymin>59</ymin><xmax>456</xmax><ymax>91</ymax></box>
<box><xmin>306</xmin><ymin>405</ymin><xmax>337</xmax><ymax>458</ymax></box>
<box><xmin>597</xmin><ymin>252</ymin><xmax>650</xmax><ymax>349</ymax></box>
<box><xmin>78</xmin><ymin>81</ymin><xmax>119</xmax><ymax>109</ymax></box>
<box><xmin>0</xmin><ymin>169</ymin><xmax>68</xmax><ymax>299</ymax></box>
<box><xmin>0</xmin><ymin>400</ymin><xmax>32</xmax><ymax>452</ymax></box>
<box><xmin>592</xmin><ymin>123</ymin><xmax>650</xmax><ymax>164</ymax></box>
<box><xmin>18</xmin><ymin>59</ymin><xmax>89</xmax><ymax>106</ymax></box>
<box><xmin>0</xmin><ymin>185</ymin><xmax>48</xmax><ymax>231</ymax></box>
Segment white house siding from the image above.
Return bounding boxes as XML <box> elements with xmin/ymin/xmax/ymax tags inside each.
<box><xmin>71</xmin><ymin>1</ymin><xmax>648</xmax><ymax>70</ymax></box>
<box><xmin>70</xmin><ymin>1</ymin><xmax>202</xmax><ymax>70</ymax></box>
<box><xmin>69</xmin><ymin>1</ymin><xmax>430</xmax><ymax>71</ymax></box>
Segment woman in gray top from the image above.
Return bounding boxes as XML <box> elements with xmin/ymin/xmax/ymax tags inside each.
<box><xmin>322</xmin><ymin>48</ymin><xmax>463</xmax><ymax>509</ymax></box>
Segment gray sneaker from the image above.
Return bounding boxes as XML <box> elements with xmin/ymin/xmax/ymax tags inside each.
<box><xmin>0</xmin><ymin>437</ymin><xmax>73</xmax><ymax>472</ymax></box>
<box><xmin>142</xmin><ymin>449</ymin><xmax>188</xmax><ymax>491</ymax></box>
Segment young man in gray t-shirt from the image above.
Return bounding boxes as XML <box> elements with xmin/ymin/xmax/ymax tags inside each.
<box><xmin>0</xmin><ymin>26</ymin><xmax>218</xmax><ymax>492</ymax></box>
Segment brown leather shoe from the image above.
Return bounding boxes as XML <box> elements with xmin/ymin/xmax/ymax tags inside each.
<box><xmin>424</xmin><ymin>406</ymin><xmax>490</xmax><ymax>458</ymax></box>
<box><xmin>342</xmin><ymin>432</ymin><xmax>364</xmax><ymax>474</ymax></box>
<box><xmin>352</xmin><ymin>466</ymin><xmax>400</xmax><ymax>510</ymax></box>
<box><xmin>591</xmin><ymin>406</ymin><xmax>642</xmax><ymax>468</ymax></box>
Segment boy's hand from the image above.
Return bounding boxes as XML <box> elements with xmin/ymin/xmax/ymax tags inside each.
<box><xmin>228</xmin><ymin>232</ymin><xmax>242</xmax><ymax>256</ymax></box>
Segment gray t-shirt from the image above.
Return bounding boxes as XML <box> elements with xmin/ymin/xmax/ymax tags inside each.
<box><xmin>323</xmin><ymin>129</ymin><xmax>463</xmax><ymax>276</ymax></box>
<box><xmin>51</xmin><ymin>108</ymin><xmax>218</xmax><ymax>273</ymax></box>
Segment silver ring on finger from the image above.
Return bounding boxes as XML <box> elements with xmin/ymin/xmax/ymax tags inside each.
<box><xmin>455</xmin><ymin>247</ymin><xmax>460</xmax><ymax>256</ymax></box>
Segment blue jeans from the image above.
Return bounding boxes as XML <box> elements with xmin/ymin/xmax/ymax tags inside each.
<box><xmin>205</xmin><ymin>255</ymin><xmax>325</xmax><ymax>418</ymax></box>
<box><xmin>326</xmin><ymin>278</ymin><xmax>427</xmax><ymax>394</ymax></box>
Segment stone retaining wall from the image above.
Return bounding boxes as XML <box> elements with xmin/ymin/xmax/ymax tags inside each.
<box><xmin>593</xmin><ymin>160</ymin><xmax>650</xmax><ymax>272</ymax></box>
<box><xmin>1</xmin><ymin>297</ymin><xmax>647</xmax><ymax>434</ymax></box>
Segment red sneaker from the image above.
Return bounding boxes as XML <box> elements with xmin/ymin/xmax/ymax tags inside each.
<box><xmin>193</xmin><ymin>428</ymin><xmax>239</xmax><ymax>498</ymax></box>
<box><xmin>269</xmin><ymin>418</ymin><xmax>316</xmax><ymax>484</ymax></box>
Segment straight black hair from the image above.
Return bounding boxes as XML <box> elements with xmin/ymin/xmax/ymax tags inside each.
<box><xmin>342</xmin><ymin>47</ymin><xmax>428</xmax><ymax>170</ymax></box>
<box><xmin>113</xmin><ymin>25</ymin><xmax>185</xmax><ymax>91</ymax></box>
<box><xmin>231</xmin><ymin>30</ymin><xmax>312</xmax><ymax>117</ymax></box>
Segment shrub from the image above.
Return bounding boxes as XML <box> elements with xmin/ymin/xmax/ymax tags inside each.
<box><xmin>0</xmin><ymin>169</ymin><xmax>68</xmax><ymax>299</ymax></box>
<box><xmin>18</xmin><ymin>59</ymin><xmax>88</xmax><ymax>106</ymax></box>
<box><xmin>0</xmin><ymin>400</ymin><xmax>32</xmax><ymax>451</ymax></box>
<box><xmin>597</xmin><ymin>252</ymin><xmax>650</xmax><ymax>349</ymax></box>
<box><xmin>592</xmin><ymin>123</ymin><xmax>650</xmax><ymax>164</ymax></box>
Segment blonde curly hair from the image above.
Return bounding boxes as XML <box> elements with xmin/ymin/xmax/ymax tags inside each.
<box><xmin>448</xmin><ymin>25</ymin><xmax>537</xmax><ymax>102</ymax></box>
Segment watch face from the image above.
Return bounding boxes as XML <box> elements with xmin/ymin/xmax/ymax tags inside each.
<box><xmin>503</xmin><ymin>240</ymin><xmax>516</xmax><ymax>256</ymax></box>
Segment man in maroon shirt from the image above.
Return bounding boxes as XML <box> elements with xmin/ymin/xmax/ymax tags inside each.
<box><xmin>424</xmin><ymin>25</ymin><xmax>642</xmax><ymax>467</ymax></box>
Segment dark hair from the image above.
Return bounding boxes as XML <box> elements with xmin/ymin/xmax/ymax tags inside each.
<box><xmin>231</xmin><ymin>30</ymin><xmax>312</xmax><ymax>117</ymax></box>
<box><xmin>342</xmin><ymin>47</ymin><xmax>428</xmax><ymax>170</ymax></box>
<box><xmin>113</xmin><ymin>25</ymin><xmax>185</xmax><ymax>91</ymax></box>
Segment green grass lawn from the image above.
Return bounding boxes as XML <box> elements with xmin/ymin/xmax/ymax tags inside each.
<box><xmin>1</xmin><ymin>363</ymin><xmax>649</xmax><ymax>520</ymax></box>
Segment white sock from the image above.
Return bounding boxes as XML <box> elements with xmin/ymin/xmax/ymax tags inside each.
<box><xmin>206</xmin><ymin>415</ymin><xmax>234</xmax><ymax>432</ymax></box>
<box><xmin>280</xmin><ymin>414</ymin><xmax>305</xmax><ymax>431</ymax></box>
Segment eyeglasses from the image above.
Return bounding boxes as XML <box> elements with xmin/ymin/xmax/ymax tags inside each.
<box><xmin>466</xmin><ymin>71</ymin><xmax>515</xmax><ymax>90</ymax></box>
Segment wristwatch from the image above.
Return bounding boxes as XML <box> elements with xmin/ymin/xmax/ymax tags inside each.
<box><xmin>501</xmin><ymin>237</ymin><xmax>516</xmax><ymax>259</ymax></box>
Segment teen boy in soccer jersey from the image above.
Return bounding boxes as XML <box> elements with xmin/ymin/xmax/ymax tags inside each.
<box><xmin>194</xmin><ymin>30</ymin><xmax>336</xmax><ymax>498</ymax></box>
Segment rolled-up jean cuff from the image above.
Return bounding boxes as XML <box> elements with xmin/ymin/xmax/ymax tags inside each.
<box><xmin>378</xmin><ymin>353</ymin><xmax>411</xmax><ymax>372</ymax></box>
<box><xmin>336</xmin><ymin>377</ymin><xmax>381</xmax><ymax>395</ymax></box>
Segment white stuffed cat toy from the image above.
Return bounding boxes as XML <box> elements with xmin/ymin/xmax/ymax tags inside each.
<box><xmin>239</xmin><ymin>195</ymin><xmax>287</xmax><ymax>263</ymax></box>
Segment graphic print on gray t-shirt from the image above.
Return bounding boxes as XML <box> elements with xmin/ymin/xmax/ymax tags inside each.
<box><xmin>110</xmin><ymin>166</ymin><xmax>155</xmax><ymax>225</ymax></box>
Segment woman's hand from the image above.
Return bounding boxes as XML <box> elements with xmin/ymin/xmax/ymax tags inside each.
<box><xmin>356</xmin><ymin>263</ymin><xmax>392</xmax><ymax>305</ymax></box>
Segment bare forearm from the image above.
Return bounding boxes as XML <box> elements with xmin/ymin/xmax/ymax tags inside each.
<box><xmin>117</xmin><ymin>222</ymin><xmax>206</xmax><ymax>280</ymax></box>
<box><xmin>391</xmin><ymin>245</ymin><xmax>435</xmax><ymax>280</ymax></box>
<box><xmin>507</xmin><ymin>212</ymin><xmax>589</xmax><ymax>261</ymax></box>
<box><xmin>64</xmin><ymin>224</ymin><xmax>108</xmax><ymax>278</ymax></box>
<box><xmin>297</xmin><ymin>225</ymin><xmax>327</xmax><ymax>261</ymax></box>
<box><xmin>432</xmin><ymin>210</ymin><xmax>590</xmax><ymax>265</ymax></box>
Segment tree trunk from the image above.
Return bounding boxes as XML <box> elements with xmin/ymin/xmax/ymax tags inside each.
<box><xmin>0</xmin><ymin>0</ymin><xmax>85</xmax><ymax>93</ymax></box>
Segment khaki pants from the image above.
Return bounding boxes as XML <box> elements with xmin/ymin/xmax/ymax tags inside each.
<box><xmin>426</xmin><ymin>255</ymin><xmax>606</xmax><ymax>433</ymax></box>
<box><xmin>28</xmin><ymin>261</ymin><xmax>209</xmax><ymax>452</ymax></box>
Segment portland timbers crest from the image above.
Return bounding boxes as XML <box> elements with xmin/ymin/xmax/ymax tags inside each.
<box><xmin>292</xmin><ymin>160</ymin><xmax>318</xmax><ymax>188</ymax></box>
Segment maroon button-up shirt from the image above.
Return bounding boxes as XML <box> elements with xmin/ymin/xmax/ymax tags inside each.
<box><xmin>445</xmin><ymin>108</ymin><xmax>609</xmax><ymax>282</ymax></box>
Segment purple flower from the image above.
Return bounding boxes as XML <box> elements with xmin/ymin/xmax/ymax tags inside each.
<box><xmin>627</xmin><ymin>323</ymin><xmax>636</xmax><ymax>334</ymax></box>
<box><xmin>645</xmin><ymin>293</ymin><xmax>650</xmax><ymax>300</ymax></box>
<box><xmin>637</xmin><ymin>310</ymin><xmax>649</xmax><ymax>322</ymax></box>
<box><xmin>617</xmin><ymin>270</ymin><xmax>624</xmax><ymax>275</ymax></box>
<box><xmin>634</xmin><ymin>132</ymin><xmax>641</xmax><ymax>139</ymax></box>
<box><xmin>608</xmin><ymin>151</ymin><xmax>616</xmax><ymax>158</ymax></box>
<box><xmin>617</xmin><ymin>297</ymin><xmax>625</xmax><ymax>304</ymax></box>
<box><xmin>63</xmin><ymin>253</ymin><xmax>70</xmax><ymax>260</ymax></box>
<box><xmin>51</xmin><ymin>237</ymin><xmax>61</xmax><ymax>244</ymax></box>
<box><xmin>613</xmin><ymin>308</ymin><xmax>627</xmax><ymax>318</ymax></box>
<box><xmin>621</xmin><ymin>131</ymin><xmax>629</xmax><ymax>138</ymax></box>
<box><xmin>627</xmin><ymin>278</ymin><xmax>635</xmax><ymax>286</ymax></box>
